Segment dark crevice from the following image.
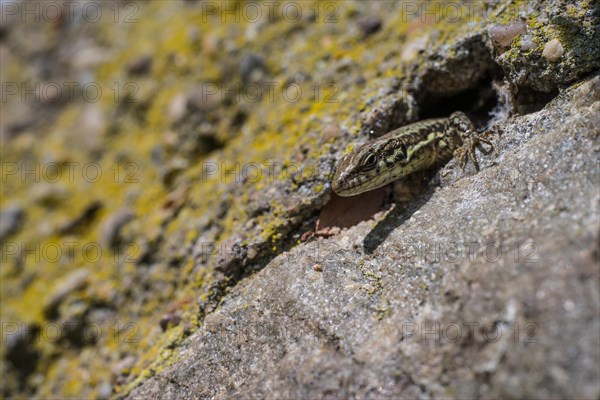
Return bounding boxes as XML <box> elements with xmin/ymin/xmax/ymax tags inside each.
<box><xmin>412</xmin><ymin>30</ymin><xmax>563</xmax><ymax>128</ymax></box>
<box><xmin>419</xmin><ymin>80</ymin><xmax>496</xmax><ymax>117</ymax></box>
<box><xmin>361</xmin><ymin>70</ymin><xmax>564</xmax><ymax>254</ymax></box>
<box><xmin>416</xmin><ymin>74</ymin><xmax>560</xmax><ymax>130</ymax></box>
<box><xmin>417</xmin><ymin>75</ymin><xmax>499</xmax><ymax>127</ymax></box>
<box><xmin>4</xmin><ymin>324</ymin><xmax>41</xmax><ymax>392</ymax></box>
<box><xmin>513</xmin><ymin>87</ymin><xmax>560</xmax><ymax>115</ymax></box>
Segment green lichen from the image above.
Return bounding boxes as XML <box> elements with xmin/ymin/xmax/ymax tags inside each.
<box><xmin>6</xmin><ymin>1</ymin><xmax>560</xmax><ymax>398</ymax></box>
<box><xmin>357</xmin><ymin>258</ymin><xmax>384</xmax><ymax>298</ymax></box>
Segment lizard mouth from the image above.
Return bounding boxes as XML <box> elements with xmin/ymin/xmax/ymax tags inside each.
<box><xmin>333</xmin><ymin>169</ymin><xmax>393</xmax><ymax>196</ymax></box>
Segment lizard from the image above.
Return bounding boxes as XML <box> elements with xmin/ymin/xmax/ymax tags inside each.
<box><xmin>332</xmin><ymin>111</ymin><xmax>494</xmax><ymax>196</ymax></box>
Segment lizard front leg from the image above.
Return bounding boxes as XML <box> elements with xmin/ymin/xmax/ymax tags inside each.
<box><xmin>454</xmin><ymin>132</ymin><xmax>494</xmax><ymax>171</ymax></box>
<box><xmin>448</xmin><ymin>112</ymin><xmax>496</xmax><ymax>171</ymax></box>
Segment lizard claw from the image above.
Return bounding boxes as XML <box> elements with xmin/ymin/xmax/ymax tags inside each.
<box><xmin>454</xmin><ymin>131</ymin><xmax>496</xmax><ymax>172</ymax></box>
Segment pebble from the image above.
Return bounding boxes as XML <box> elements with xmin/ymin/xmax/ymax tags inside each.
<box><xmin>78</xmin><ymin>105</ymin><xmax>107</xmax><ymax>151</ymax></box>
<box><xmin>322</xmin><ymin>123</ymin><xmax>341</xmax><ymax>142</ymax></box>
<box><xmin>71</xmin><ymin>47</ymin><xmax>109</xmax><ymax>71</ymax></box>
<box><xmin>159</xmin><ymin>158</ymin><xmax>188</xmax><ymax>187</ymax></box>
<box><xmin>542</xmin><ymin>38</ymin><xmax>564</xmax><ymax>62</ymax></box>
<box><xmin>99</xmin><ymin>208</ymin><xmax>135</xmax><ymax>249</ymax></box>
<box><xmin>126</xmin><ymin>55</ymin><xmax>153</xmax><ymax>76</ymax></box>
<box><xmin>168</xmin><ymin>93</ymin><xmax>188</xmax><ymax>123</ymax></box>
<box><xmin>43</xmin><ymin>269</ymin><xmax>90</xmax><ymax>319</ymax></box>
<box><xmin>401</xmin><ymin>34</ymin><xmax>429</xmax><ymax>62</ymax></box>
<box><xmin>59</xmin><ymin>201</ymin><xmax>103</xmax><ymax>235</ymax></box>
<box><xmin>159</xmin><ymin>311</ymin><xmax>182</xmax><ymax>331</ymax></box>
<box><xmin>111</xmin><ymin>355</ymin><xmax>137</xmax><ymax>377</ymax></box>
<box><xmin>160</xmin><ymin>185</ymin><xmax>190</xmax><ymax>216</ymax></box>
<box><xmin>202</xmin><ymin>33</ymin><xmax>219</xmax><ymax>56</ymax></box>
<box><xmin>247</xmin><ymin>247</ymin><xmax>258</xmax><ymax>259</ymax></box>
<box><xmin>215</xmin><ymin>234</ymin><xmax>247</xmax><ymax>273</ymax></box>
<box><xmin>97</xmin><ymin>381</ymin><xmax>113</xmax><ymax>400</ymax></box>
<box><xmin>520</xmin><ymin>34</ymin><xmax>535</xmax><ymax>51</ymax></box>
<box><xmin>487</xmin><ymin>22</ymin><xmax>526</xmax><ymax>50</ymax></box>
<box><xmin>358</xmin><ymin>16</ymin><xmax>382</xmax><ymax>38</ymax></box>
<box><xmin>239</xmin><ymin>54</ymin><xmax>267</xmax><ymax>83</ymax></box>
<box><xmin>38</xmin><ymin>82</ymin><xmax>63</xmax><ymax>104</ymax></box>
<box><xmin>0</xmin><ymin>206</ymin><xmax>25</xmax><ymax>241</ymax></box>
<box><xmin>30</xmin><ymin>183</ymin><xmax>69</xmax><ymax>207</ymax></box>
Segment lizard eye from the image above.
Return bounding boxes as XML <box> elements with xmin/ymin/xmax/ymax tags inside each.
<box><xmin>361</xmin><ymin>153</ymin><xmax>378</xmax><ymax>168</ymax></box>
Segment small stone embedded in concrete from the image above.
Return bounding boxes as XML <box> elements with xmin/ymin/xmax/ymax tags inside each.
<box><xmin>99</xmin><ymin>208</ymin><xmax>135</xmax><ymax>249</ymax></box>
<box><xmin>43</xmin><ymin>269</ymin><xmax>90</xmax><ymax>319</ymax></box>
<box><xmin>159</xmin><ymin>311</ymin><xmax>182</xmax><ymax>332</ymax></box>
<box><xmin>542</xmin><ymin>38</ymin><xmax>565</xmax><ymax>62</ymax></box>
<box><xmin>239</xmin><ymin>54</ymin><xmax>267</xmax><ymax>84</ymax></box>
<box><xmin>0</xmin><ymin>206</ymin><xmax>25</xmax><ymax>241</ymax></box>
<box><xmin>488</xmin><ymin>21</ymin><xmax>527</xmax><ymax>50</ymax></box>
<box><xmin>358</xmin><ymin>16</ymin><xmax>382</xmax><ymax>38</ymax></box>
<box><xmin>520</xmin><ymin>34</ymin><xmax>535</xmax><ymax>51</ymax></box>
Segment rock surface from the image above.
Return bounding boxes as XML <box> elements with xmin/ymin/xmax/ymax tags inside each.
<box><xmin>126</xmin><ymin>76</ymin><xmax>600</xmax><ymax>399</ymax></box>
<box><xmin>1</xmin><ymin>1</ymin><xmax>598</xmax><ymax>399</ymax></box>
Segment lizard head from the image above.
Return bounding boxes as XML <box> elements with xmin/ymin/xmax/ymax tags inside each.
<box><xmin>332</xmin><ymin>137</ymin><xmax>408</xmax><ymax>197</ymax></box>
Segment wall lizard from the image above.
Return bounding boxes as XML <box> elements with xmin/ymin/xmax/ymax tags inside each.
<box><xmin>332</xmin><ymin>112</ymin><xmax>494</xmax><ymax>196</ymax></box>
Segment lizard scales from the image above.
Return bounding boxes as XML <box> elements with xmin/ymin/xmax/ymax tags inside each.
<box><xmin>332</xmin><ymin>111</ymin><xmax>492</xmax><ymax>196</ymax></box>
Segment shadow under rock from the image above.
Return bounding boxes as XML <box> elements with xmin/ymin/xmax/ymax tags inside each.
<box><xmin>362</xmin><ymin>186</ymin><xmax>435</xmax><ymax>254</ymax></box>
